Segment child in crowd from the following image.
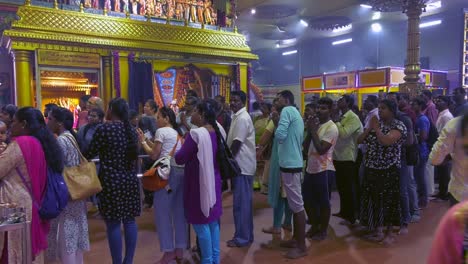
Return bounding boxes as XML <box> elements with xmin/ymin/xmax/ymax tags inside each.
<box><xmin>0</xmin><ymin>120</ymin><xmax>8</xmax><ymax>149</ymax></box>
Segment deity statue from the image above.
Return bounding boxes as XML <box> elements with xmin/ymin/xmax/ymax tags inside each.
<box><xmin>104</xmin><ymin>0</ymin><xmax>111</xmax><ymax>10</ymax></box>
<box><xmin>139</xmin><ymin>0</ymin><xmax>146</xmax><ymax>15</ymax></box>
<box><xmin>122</xmin><ymin>0</ymin><xmax>130</xmax><ymax>13</ymax></box>
<box><xmin>147</xmin><ymin>0</ymin><xmax>155</xmax><ymax>16</ymax></box>
<box><xmin>131</xmin><ymin>0</ymin><xmax>139</xmax><ymax>14</ymax></box>
<box><xmin>114</xmin><ymin>0</ymin><xmax>121</xmax><ymax>12</ymax></box>
<box><xmin>92</xmin><ymin>0</ymin><xmax>99</xmax><ymax>8</ymax></box>
<box><xmin>84</xmin><ymin>0</ymin><xmax>92</xmax><ymax>8</ymax></box>
<box><xmin>166</xmin><ymin>0</ymin><xmax>175</xmax><ymax>19</ymax></box>
<box><xmin>196</xmin><ymin>0</ymin><xmax>204</xmax><ymax>24</ymax></box>
<box><xmin>203</xmin><ymin>0</ymin><xmax>213</xmax><ymax>25</ymax></box>
<box><xmin>190</xmin><ymin>0</ymin><xmax>197</xmax><ymax>22</ymax></box>
<box><xmin>175</xmin><ymin>1</ymin><xmax>184</xmax><ymax>20</ymax></box>
<box><xmin>183</xmin><ymin>1</ymin><xmax>191</xmax><ymax>21</ymax></box>
<box><xmin>154</xmin><ymin>0</ymin><xmax>163</xmax><ymax>17</ymax></box>
<box><xmin>210</xmin><ymin>6</ymin><xmax>217</xmax><ymax>25</ymax></box>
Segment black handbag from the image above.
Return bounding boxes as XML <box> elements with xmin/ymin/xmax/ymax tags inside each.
<box><xmin>217</xmin><ymin>136</ymin><xmax>241</xmax><ymax>180</ymax></box>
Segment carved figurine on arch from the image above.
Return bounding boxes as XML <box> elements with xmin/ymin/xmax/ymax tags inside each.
<box><xmin>122</xmin><ymin>0</ymin><xmax>130</xmax><ymax>13</ymax></box>
<box><xmin>114</xmin><ymin>0</ymin><xmax>121</xmax><ymax>12</ymax></box>
<box><xmin>175</xmin><ymin>0</ymin><xmax>184</xmax><ymax>20</ymax></box>
<box><xmin>92</xmin><ymin>0</ymin><xmax>99</xmax><ymax>8</ymax></box>
<box><xmin>196</xmin><ymin>0</ymin><xmax>204</xmax><ymax>24</ymax></box>
<box><xmin>139</xmin><ymin>0</ymin><xmax>147</xmax><ymax>15</ymax></box>
<box><xmin>190</xmin><ymin>0</ymin><xmax>197</xmax><ymax>22</ymax></box>
<box><xmin>154</xmin><ymin>0</ymin><xmax>163</xmax><ymax>17</ymax></box>
<box><xmin>104</xmin><ymin>0</ymin><xmax>111</xmax><ymax>11</ymax></box>
<box><xmin>166</xmin><ymin>0</ymin><xmax>175</xmax><ymax>19</ymax></box>
<box><xmin>83</xmin><ymin>0</ymin><xmax>92</xmax><ymax>8</ymax></box>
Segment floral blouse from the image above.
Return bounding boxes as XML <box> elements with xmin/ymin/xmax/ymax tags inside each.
<box><xmin>364</xmin><ymin>119</ymin><xmax>407</xmax><ymax>170</ymax></box>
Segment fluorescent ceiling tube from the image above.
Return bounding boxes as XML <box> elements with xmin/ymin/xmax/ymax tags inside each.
<box><xmin>426</xmin><ymin>1</ymin><xmax>441</xmax><ymax>11</ymax></box>
<box><xmin>282</xmin><ymin>50</ymin><xmax>298</xmax><ymax>56</ymax></box>
<box><xmin>333</xmin><ymin>24</ymin><xmax>352</xmax><ymax>33</ymax></box>
<box><xmin>360</xmin><ymin>4</ymin><xmax>372</xmax><ymax>9</ymax></box>
<box><xmin>371</xmin><ymin>23</ymin><xmax>382</xmax><ymax>32</ymax></box>
<box><xmin>300</xmin><ymin>19</ymin><xmax>309</xmax><ymax>27</ymax></box>
<box><xmin>420</xmin><ymin>20</ymin><xmax>442</xmax><ymax>28</ymax></box>
<box><xmin>332</xmin><ymin>38</ymin><xmax>352</xmax><ymax>45</ymax></box>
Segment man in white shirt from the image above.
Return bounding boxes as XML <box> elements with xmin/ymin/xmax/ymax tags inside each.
<box><xmin>432</xmin><ymin>96</ymin><xmax>454</xmax><ymax>201</ymax></box>
<box><xmin>429</xmin><ymin>114</ymin><xmax>468</xmax><ymax>205</ymax></box>
<box><xmin>226</xmin><ymin>91</ymin><xmax>257</xmax><ymax>248</ymax></box>
<box><xmin>363</xmin><ymin>95</ymin><xmax>379</xmax><ymax>128</ymax></box>
<box><xmin>303</xmin><ymin>97</ymin><xmax>338</xmax><ymax>241</ymax></box>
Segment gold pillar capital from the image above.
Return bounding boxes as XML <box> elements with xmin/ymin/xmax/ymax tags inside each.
<box><xmin>13</xmin><ymin>50</ymin><xmax>32</xmax><ymax>62</ymax></box>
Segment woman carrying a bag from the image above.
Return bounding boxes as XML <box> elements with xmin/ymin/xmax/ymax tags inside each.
<box><xmin>175</xmin><ymin>99</ymin><xmax>223</xmax><ymax>264</ymax></box>
<box><xmin>0</xmin><ymin>107</ymin><xmax>63</xmax><ymax>264</ymax></box>
<box><xmin>138</xmin><ymin>107</ymin><xmax>187</xmax><ymax>264</ymax></box>
<box><xmin>46</xmin><ymin>107</ymin><xmax>90</xmax><ymax>263</ymax></box>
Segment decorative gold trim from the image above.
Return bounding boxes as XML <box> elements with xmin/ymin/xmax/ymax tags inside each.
<box><xmin>5</xmin><ymin>5</ymin><xmax>257</xmax><ymax>61</ymax></box>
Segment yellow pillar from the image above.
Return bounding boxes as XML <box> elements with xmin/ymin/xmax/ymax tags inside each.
<box><xmin>102</xmin><ymin>56</ymin><xmax>112</xmax><ymax>106</ymax></box>
<box><xmin>239</xmin><ymin>63</ymin><xmax>248</xmax><ymax>94</ymax></box>
<box><xmin>14</xmin><ymin>50</ymin><xmax>33</xmax><ymax>107</ymax></box>
<box><xmin>119</xmin><ymin>54</ymin><xmax>129</xmax><ymax>100</ymax></box>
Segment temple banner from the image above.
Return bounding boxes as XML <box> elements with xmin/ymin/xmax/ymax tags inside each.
<box><xmin>37</xmin><ymin>50</ymin><xmax>100</xmax><ymax>69</ymax></box>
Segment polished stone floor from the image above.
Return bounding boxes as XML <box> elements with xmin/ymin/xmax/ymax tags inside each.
<box><xmin>84</xmin><ymin>191</ymin><xmax>449</xmax><ymax>264</ymax></box>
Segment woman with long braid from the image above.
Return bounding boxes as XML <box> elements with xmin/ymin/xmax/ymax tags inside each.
<box><xmin>175</xmin><ymin>99</ymin><xmax>223</xmax><ymax>264</ymax></box>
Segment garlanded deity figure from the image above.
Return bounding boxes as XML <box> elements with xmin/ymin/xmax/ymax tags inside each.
<box><xmin>211</xmin><ymin>7</ymin><xmax>217</xmax><ymax>25</ymax></box>
<box><xmin>92</xmin><ymin>0</ymin><xmax>99</xmax><ymax>8</ymax></box>
<box><xmin>146</xmin><ymin>0</ymin><xmax>155</xmax><ymax>16</ymax></box>
<box><xmin>175</xmin><ymin>1</ymin><xmax>184</xmax><ymax>20</ymax></box>
<box><xmin>196</xmin><ymin>0</ymin><xmax>204</xmax><ymax>23</ymax></box>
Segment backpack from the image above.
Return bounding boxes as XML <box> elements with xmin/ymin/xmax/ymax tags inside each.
<box><xmin>426</xmin><ymin>120</ymin><xmax>439</xmax><ymax>150</ymax></box>
<box><xmin>17</xmin><ymin>167</ymin><xmax>69</xmax><ymax>220</ymax></box>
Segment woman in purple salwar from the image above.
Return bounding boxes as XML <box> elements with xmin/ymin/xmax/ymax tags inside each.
<box><xmin>175</xmin><ymin>99</ymin><xmax>223</xmax><ymax>264</ymax></box>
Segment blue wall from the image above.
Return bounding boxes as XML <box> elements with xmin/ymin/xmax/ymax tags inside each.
<box><xmin>252</xmin><ymin>7</ymin><xmax>465</xmax><ymax>88</ymax></box>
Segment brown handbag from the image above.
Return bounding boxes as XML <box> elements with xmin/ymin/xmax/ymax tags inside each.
<box><xmin>62</xmin><ymin>133</ymin><xmax>102</xmax><ymax>200</ymax></box>
<box><xmin>142</xmin><ymin>136</ymin><xmax>181</xmax><ymax>192</ymax></box>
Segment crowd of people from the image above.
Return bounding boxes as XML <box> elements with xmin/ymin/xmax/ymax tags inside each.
<box><xmin>0</xmin><ymin>86</ymin><xmax>466</xmax><ymax>264</ymax></box>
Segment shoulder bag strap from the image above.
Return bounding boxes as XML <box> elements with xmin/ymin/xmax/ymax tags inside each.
<box><xmin>63</xmin><ymin>133</ymin><xmax>87</xmax><ymax>163</ymax></box>
<box><xmin>15</xmin><ymin>167</ymin><xmax>40</xmax><ymax>210</ymax></box>
<box><xmin>168</xmin><ymin>136</ymin><xmax>181</xmax><ymax>157</ymax></box>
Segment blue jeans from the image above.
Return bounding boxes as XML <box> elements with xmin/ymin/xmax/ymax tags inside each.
<box><xmin>193</xmin><ymin>221</ymin><xmax>220</xmax><ymax>264</ymax></box>
<box><xmin>273</xmin><ymin>197</ymin><xmax>292</xmax><ymax>229</ymax></box>
<box><xmin>153</xmin><ymin>166</ymin><xmax>188</xmax><ymax>252</ymax></box>
<box><xmin>105</xmin><ymin>218</ymin><xmax>138</xmax><ymax>264</ymax></box>
<box><xmin>232</xmin><ymin>174</ymin><xmax>254</xmax><ymax>245</ymax></box>
<box><xmin>414</xmin><ymin>158</ymin><xmax>428</xmax><ymax>206</ymax></box>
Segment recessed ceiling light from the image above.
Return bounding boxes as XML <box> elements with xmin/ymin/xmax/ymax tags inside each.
<box><xmin>332</xmin><ymin>38</ymin><xmax>353</xmax><ymax>45</ymax></box>
<box><xmin>420</xmin><ymin>20</ymin><xmax>442</xmax><ymax>28</ymax></box>
<box><xmin>372</xmin><ymin>12</ymin><xmax>381</xmax><ymax>20</ymax></box>
<box><xmin>276</xmin><ymin>43</ymin><xmax>280</xmax><ymax>48</ymax></box>
<box><xmin>360</xmin><ymin>4</ymin><xmax>372</xmax><ymax>9</ymax></box>
<box><xmin>251</xmin><ymin>8</ymin><xmax>256</xmax><ymax>15</ymax></box>
<box><xmin>371</xmin><ymin>23</ymin><xmax>382</xmax><ymax>32</ymax></box>
<box><xmin>282</xmin><ymin>50</ymin><xmax>298</xmax><ymax>56</ymax></box>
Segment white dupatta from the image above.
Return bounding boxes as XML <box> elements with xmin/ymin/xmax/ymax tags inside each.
<box><xmin>190</xmin><ymin>127</ymin><xmax>216</xmax><ymax>218</ymax></box>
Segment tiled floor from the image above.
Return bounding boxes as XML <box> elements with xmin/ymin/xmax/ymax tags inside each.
<box><xmin>84</xmin><ymin>192</ymin><xmax>449</xmax><ymax>264</ymax></box>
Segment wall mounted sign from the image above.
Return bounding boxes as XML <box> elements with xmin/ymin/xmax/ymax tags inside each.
<box><xmin>358</xmin><ymin>69</ymin><xmax>388</xmax><ymax>87</ymax></box>
<box><xmin>325</xmin><ymin>72</ymin><xmax>355</xmax><ymax>89</ymax></box>
<box><xmin>302</xmin><ymin>75</ymin><xmax>324</xmax><ymax>91</ymax></box>
<box><xmin>37</xmin><ymin>50</ymin><xmax>100</xmax><ymax>69</ymax></box>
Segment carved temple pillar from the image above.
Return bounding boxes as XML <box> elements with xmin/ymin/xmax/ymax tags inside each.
<box><xmin>13</xmin><ymin>50</ymin><xmax>34</xmax><ymax>107</ymax></box>
<box><xmin>399</xmin><ymin>0</ymin><xmax>427</xmax><ymax>95</ymax></box>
